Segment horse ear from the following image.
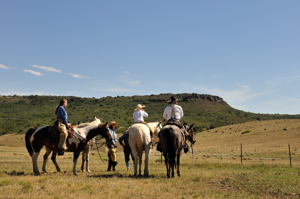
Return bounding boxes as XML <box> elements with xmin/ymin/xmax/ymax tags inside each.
<box><xmin>189</xmin><ymin>123</ymin><xmax>195</xmax><ymax>130</ymax></box>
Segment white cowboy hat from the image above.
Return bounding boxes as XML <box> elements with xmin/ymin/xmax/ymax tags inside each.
<box><xmin>135</xmin><ymin>104</ymin><xmax>146</xmax><ymax>111</ymax></box>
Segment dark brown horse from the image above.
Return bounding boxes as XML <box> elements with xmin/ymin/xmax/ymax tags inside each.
<box><xmin>159</xmin><ymin>123</ymin><xmax>196</xmax><ymax>178</ymax></box>
<box><xmin>25</xmin><ymin>117</ymin><xmax>111</xmax><ymax>175</ymax></box>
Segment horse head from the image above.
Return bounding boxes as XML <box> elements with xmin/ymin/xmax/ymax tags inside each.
<box><xmin>184</xmin><ymin>123</ymin><xmax>196</xmax><ymax>145</ymax></box>
<box><xmin>98</xmin><ymin>122</ymin><xmax>112</xmax><ymax>140</ymax></box>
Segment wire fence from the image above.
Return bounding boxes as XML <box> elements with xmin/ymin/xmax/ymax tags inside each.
<box><xmin>188</xmin><ymin>143</ymin><xmax>300</xmax><ymax>167</ymax></box>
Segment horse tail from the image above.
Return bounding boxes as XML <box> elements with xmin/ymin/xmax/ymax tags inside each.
<box><xmin>25</xmin><ymin>128</ymin><xmax>35</xmax><ymax>156</ymax></box>
<box><xmin>163</xmin><ymin>128</ymin><xmax>176</xmax><ymax>165</ymax></box>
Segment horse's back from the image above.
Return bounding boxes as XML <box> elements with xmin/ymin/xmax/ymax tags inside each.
<box><xmin>160</xmin><ymin>125</ymin><xmax>183</xmax><ymax>151</ymax></box>
<box><xmin>128</xmin><ymin>124</ymin><xmax>151</xmax><ymax>150</ymax></box>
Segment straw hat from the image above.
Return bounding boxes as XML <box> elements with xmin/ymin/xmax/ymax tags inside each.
<box><xmin>135</xmin><ymin>104</ymin><xmax>146</xmax><ymax>111</ymax></box>
<box><xmin>167</xmin><ymin>96</ymin><xmax>179</xmax><ymax>103</ymax></box>
<box><xmin>109</xmin><ymin>121</ymin><xmax>118</xmax><ymax>126</ymax></box>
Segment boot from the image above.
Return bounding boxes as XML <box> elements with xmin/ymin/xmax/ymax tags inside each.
<box><xmin>112</xmin><ymin>161</ymin><xmax>117</xmax><ymax>171</ymax></box>
<box><xmin>107</xmin><ymin>161</ymin><xmax>112</xmax><ymax>171</ymax></box>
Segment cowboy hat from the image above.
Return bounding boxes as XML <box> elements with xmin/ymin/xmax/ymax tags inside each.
<box><xmin>135</xmin><ymin>104</ymin><xmax>146</xmax><ymax>111</ymax></box>
<box><xmin>167</xmin><ymin>96</ymin><xmax>179</xmax><ymax>103</ymax></box>
<box><xmin>109</xmin><ymin>121</ymin><xmax>118</xmax><ymax>126</ymax></box>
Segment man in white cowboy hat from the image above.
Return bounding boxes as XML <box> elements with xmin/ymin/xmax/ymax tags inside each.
<box><xmin>133</xmin><ymin>104</ymin><xmax>155</xmax><ymax>141</ymax></box>
<box><xmin>133</xmin><ymin>104</ymin><xmax>148</xmax><ymax>123</ymax></box>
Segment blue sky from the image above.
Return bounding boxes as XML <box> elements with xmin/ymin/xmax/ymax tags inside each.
<box><xmin>1</xmin><ymin>1</ymin><xmax>300</xmax><ymax>114</ymax></box>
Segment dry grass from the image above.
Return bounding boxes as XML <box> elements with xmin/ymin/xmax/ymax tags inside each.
<box><xmin>1</xmin><ymin>119</ymin><xmax>300</xmax><ymax>198</ymax></box>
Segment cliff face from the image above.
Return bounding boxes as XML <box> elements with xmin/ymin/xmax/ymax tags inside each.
<box><xmin>141</xmin><ymin>93</ymin><xmax>224</xmax><ymax>103</ymax></box>
<box><xmin>181</xmin><ymin>93</ymin><xmax>224</xmax><ymax>103</ymax></box>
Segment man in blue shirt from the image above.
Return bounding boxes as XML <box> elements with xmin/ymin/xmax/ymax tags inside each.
<box><xmin>106</xmin><ymin>121</ymin><xmax>118</xmax><ymax>171</ymax></box>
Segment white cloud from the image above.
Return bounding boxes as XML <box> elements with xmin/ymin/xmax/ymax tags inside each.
<box><xmin>24</xmin><ymin>69</ymin><xmax>44</xmax><ymax>76</ymax></box>
<box><xmin>32</xmin><ymin>65</ymin><xmax>62</xmax><ymax>73</ymax></box>
<box><xmin>0</xmin><ymin>64</ymin><xmax>13</xmax><ymax>69</ymax></box>
<box><xmin>67</xmin><ymin>73</ymin><xmax>86</xmax><ymax>78</ymax></box>
<box><xmin>199</xmin><ymin>83</ymin><xmax>264</xmax><ymax>106</ymax></box>
<box><xmin>122</xmin><ymin>71</ymin><xmax>130</xmax><ymax>74</ymax></box>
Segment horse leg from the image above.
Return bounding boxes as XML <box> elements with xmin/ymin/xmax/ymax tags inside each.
<box><xmin>81</xmin><ymin>151</ymin><xmax>86</xmax><ymax>172</ymax></box>
<box><xmin>131</xmin><ymin>148</ymin><xmax>138</xmax><ymax>176</ymax></box>
<box><xmin>85</xmin><ymin>149</ymin><xmax>91</xmax><ymax>173</ymax></box>
<box><xmin>144</xmin><ymin>145</ymin><xmax>150</xmax><ymax>177</ymax></box>
<box><xmin>32</xmin><ymin>151</ymin><xmax>41</xmax><ymax>175</ymax></box>
<box><xmin>73</xmin><ymin>152</ymin><xmax>80</xmax><ymax>176</ymax></box>
<box><xmin>171</xmin><ymin>162</ymin><xmax>175</xmax><ymax>178</ymax></box>
<box><xmin>163</xmin><ymin>151</ymin><xmax>169</xmax><ymax>178</ymax></box>
<box><xmin>51</xmin><ymin>152</ymin><xmax>61</xmax><ymax>172</ymax></box>
<box><xmin>42</xmin><ymin>147</ymin><xmax>52</xmax><ymax>173</ymax></box>
<box><xmin>171</xmin><ymin>152</ymin><xmax>175</xmax><ymax>178</ymax></box>
<box><xmin>177</xmin><ymin>151</ymin><xmax>181</xmax><ymax>177</ymax></box>
<box><xmin>138</xmin><ymin>150</ymin><xmax>143</xmax><ymax>176</ymax></box>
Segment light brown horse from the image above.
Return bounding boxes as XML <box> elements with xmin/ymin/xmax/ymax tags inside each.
<box><xmin>128</xmin><ymin>122</ymin><xmax>162</xmax><ymax>176</ymax></box>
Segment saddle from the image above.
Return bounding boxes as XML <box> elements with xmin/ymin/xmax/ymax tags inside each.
<box><xmin>134</xmin><ymin>122</ymin><xmax>154</xmax><ymax>136</ymax></box>
<box><xmin>164</xmin><ymin>119</ymin><xmax>187</xmax><ymax>143</ymax></box>
<box><xmin>47</xmin><ymin>126</ymin><xmax>75</xmax><ymax>148</ymax></box>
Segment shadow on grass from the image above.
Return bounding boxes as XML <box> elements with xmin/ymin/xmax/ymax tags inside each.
<box><xmin>88</xmin><ymin>172</ymin><xmax>158</xmax><ymax>179</ymax></box>
<box><xmin>3</xmin><ymin>170</ymin><xmax>29</xmax><ymax>176</ymax></box>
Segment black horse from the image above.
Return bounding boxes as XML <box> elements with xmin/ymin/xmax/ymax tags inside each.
<box><xmin>25</xmin><ymin>117</ymin><xmax>111</xmax><ymax>175</ymax></box>
<box><xmin>159</xmin><ymin>123</ymin><xmax>196</xmax><ymax>178</ymax></box>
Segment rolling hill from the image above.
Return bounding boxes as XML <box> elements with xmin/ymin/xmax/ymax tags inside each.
<box><xmin>0</xmin><ymin>93</ymin><xmax>299</xmax><ymax>135</ymax></box>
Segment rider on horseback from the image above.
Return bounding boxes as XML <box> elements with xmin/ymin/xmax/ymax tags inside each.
<box><xmin>54</xmin><ymin>99</ymin><xmax>71</xmax><ymax>155</ymax></box>
<box><xmin>133</xmin><ymin>104</ymin><xmax>155</xmax><ymax>141</ymax></box>
<box><xmin>159</xmin><ymin>96</ymin><xmax>189</xmax><ymax>152</ymax></box>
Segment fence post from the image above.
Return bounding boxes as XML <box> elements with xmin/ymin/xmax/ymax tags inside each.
<box><xmin>241</xmin><ymin>143</ymin><xmax>243</xmax><ymax>165</ymax></box>
<box><xmin>289</xmin><ymin>144</ymin><xmax>292</xmax><ymax>168</ymax></box>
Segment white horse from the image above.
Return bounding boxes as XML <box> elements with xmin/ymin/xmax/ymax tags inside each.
<box><xmin>128</xmin><ymin>122</ymin><xmax>162</xmax><ymax>176</ymax></box>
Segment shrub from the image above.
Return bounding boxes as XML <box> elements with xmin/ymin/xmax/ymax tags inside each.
<box><xmin>241</xmin><ymin>130</ymin><xmax>251</xmax><ymax>134</ymax></box>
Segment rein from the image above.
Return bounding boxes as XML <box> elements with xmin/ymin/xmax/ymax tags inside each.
<box><xmin>94</xmin><ymin>140</ymin><xmax>106</xmax><ymax>164</ymax></box>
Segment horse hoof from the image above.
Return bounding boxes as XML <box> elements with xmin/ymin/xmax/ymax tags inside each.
<box><xmin>34</xmin><ymin>172</ymin><xmax>41</xmax><ymax>176</ymax></box>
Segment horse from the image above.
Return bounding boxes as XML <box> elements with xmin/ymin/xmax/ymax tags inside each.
<box><xmin>159</xmin><ymin>122</ymin><xmax>196</xmax><ymax>178</ymax></box>
<box><xmin>72</xmin><ymin>122</ymin><xmax>96</xmax><ymax>173</ymax></box>
<box><xmin>25</xmin><ymin>117</ymin><xmax>111</xmax><ymax>176</ymax></box>
<box><xmin>81</xmin><ymin>138</ymin><xmax>95</xmax><ymax>173</ymax></box>
<box><xmin>128</xmin><ymin>122</ymin><xmax>162</xmax><ymax>176</ymax></box>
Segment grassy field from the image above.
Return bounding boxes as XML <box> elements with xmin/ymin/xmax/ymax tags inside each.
<box><xmin>1</xmin><ymin>119</ymin><xmax>300</xmax><ymax>198</ymax></box>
